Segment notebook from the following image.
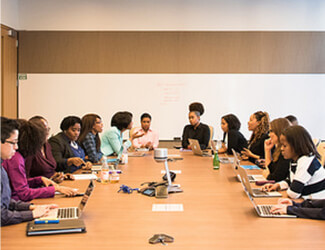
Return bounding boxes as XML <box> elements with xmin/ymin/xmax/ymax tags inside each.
<box><xmin>26</xmin><ymin>219</ymin><xmax>86</xmax><ymax>236</ymax></box>
<box><xmin>237</xmin><ymin>166</ymin><xmax>281</xmax><ymax>198</ymax></box>
<box><xmin>188</xmin><ymin>139</ymin><xmax>211</xmax><ymax>157</ymax></box>
<box><xmin>231</xmin><ymin>149</ymin><xmax>265</xmax><ymax>182</ymax></box>
<box><xmin>39</xmin><ymin>180</ymin><xmax>94</xmax><ymax>220</ymax></box>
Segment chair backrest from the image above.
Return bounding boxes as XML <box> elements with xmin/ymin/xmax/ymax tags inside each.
<box><xmin>317</xmin><ymin>142</ymin><xmax>325</xmax><ymax>166</ymax></box>
<box><xmin>208</xmin><ymin>125</ymin><xmax>214</xmax><ymax>149</ymax></box>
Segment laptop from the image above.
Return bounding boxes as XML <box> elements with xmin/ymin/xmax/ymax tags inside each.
<box><xmin>231</xmin><ymin>149</ymin><xmax>265</xmax><ymax>182</ymax></box>
<box><xmin>39</xmin><ymin>180</ymin><xmax>95</xmax><ymax>220</ymax></box>
<box><xmin>210</xmin><ymin>140</ymin><xmax>234</xmax><ymax>163</ymax></box>
<box><xmin>188</xmin><ymin>139</ymin><xmax>211</xmax><ymax>157</ymax></box>
<box><xmin>243</xmin><ymin>186</ymin><xmax>296</xmax><ymax>218</ymax></box>
<box><xmin>237</xmin><ymin>166</ymin><xmax>281</xmax><ymax>197</ymax></box>
<box><xmin>128</xmin><ymin>151</ymin><xmax>146</xmax><ymax>157</ymax></box>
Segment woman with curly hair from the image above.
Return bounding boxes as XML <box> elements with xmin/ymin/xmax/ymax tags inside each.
<box><xmin>241</xmin><ymin>111</ymin><xmax>270</xmax><ymax>163</ymax></box>
<box><xmin>2</xmin><ymin>119</ymin><xmax>77</xmax><ymax>202</ymax></box>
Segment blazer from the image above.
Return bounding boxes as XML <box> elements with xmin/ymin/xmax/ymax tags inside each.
<box><xmin>48</xmin><ymin>132</ymin><xmax>79</xmax><ymax>173</ymax></box>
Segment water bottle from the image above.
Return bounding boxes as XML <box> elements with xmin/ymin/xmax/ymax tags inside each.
<box><xmin>101</xmin><ymin>156</ymin><xmax>109</xmax><ymax>184</ymax></box>
<box><xmin>213</xmin><ymin>151</ymin><xmax>220</xmax><ymax>170</ymax></box>
<box><xmin>120</xmin><ymin>146</ymin><xmax>128</xmax><ymax>164</ymax></box>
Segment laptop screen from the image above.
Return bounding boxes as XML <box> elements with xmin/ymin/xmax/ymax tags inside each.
<box><xmin>78</xmin><ymin>180</ymin><xmax>95</xmax><ymax>212</ymax></box>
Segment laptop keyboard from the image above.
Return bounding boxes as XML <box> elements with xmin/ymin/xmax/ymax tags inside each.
<box><xmin>258</xmin><ymin>205</ymin><xmax>280</xmax><ymax>216</ymax></box>
<box><xmin>58</xmin><ymin>207</ymin><xmax>77</xmax><ymax>219</ymax></box>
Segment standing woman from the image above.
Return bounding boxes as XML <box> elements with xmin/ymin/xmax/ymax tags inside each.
<box><xmin>218</xmin><ymin>114</ymin><xmax>247</xmax><ymax>154</ymax></box>
<box><xmin>101</xmin><ymin>112</ymin><xmax>143</xmax><ymax>157</ymax></box>
<box><xmin>49</xmin><ymin>116</ymin><xmax>92</xmax><ymax>173</ymax></box>
<box><xmin>264</xmin><ymin>118</ymin><xmax>291</xmax><ymax>182</ymax></box>
<box><xmin>241</xmin><ymin>111</ymin><xmax>270</xmax><ymax>163</ymax></box>
<box><xmin>78</xmin><ymin>114</ymin><xmax>104</xmax><ymax>163</ymax></box>
<box><xmin>182</xmin><ymin>110</ymin><xmax>210</xmax><ymax>150</ymax></box>
<box><xmin>2</xmin><ymin>119</ymin><xmax>77</xmax><ymax>202</ymax></box>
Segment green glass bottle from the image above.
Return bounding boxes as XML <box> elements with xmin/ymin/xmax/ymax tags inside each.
<box><xmin>213</xmin><ymin>151</ymin><xmax>220</xmax><ymax>170</ymax></box>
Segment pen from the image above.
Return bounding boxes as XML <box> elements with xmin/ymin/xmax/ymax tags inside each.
<box><xmin>35</xmin><ymin>219</ymin><xmax>59</xmax><ymax>224</ymax></box>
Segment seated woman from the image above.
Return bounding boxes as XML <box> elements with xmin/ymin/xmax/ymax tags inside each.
<box><xmin>182</xmin><ymin>110</ymin><xmax>210</xmax><ymax>150</ymax></box>
<box><xmin>78</xmin><ymin>114</ymin><xmax>104</xmax><ymax>163</ymax></box>
<box><xmin>101</xmin><ymin>112</ymin><xmax>143</xmax><ymax>157</ymax></box>
<box><xmin>24</xmin><ymin>116</ymin><xmax>57</xmax><ymax>179</ymax></box>
<box><xmin>49</xmin><ymin>116</ymin><xmax>92</xmax><ymax>173</ymax></box>
<box><xmin>2</xmin><ymin>119</ymin><xmax>77</xmax><ymax>202</ymax></box>
<box><xmin>241</xmin><ymin>111</ymin><xmax>270</xmax><ymax>163</ymax></box>
<box><xmin>270</xmin><ymin>198</ymin><xmax>325</xmax><ymax>220</ymax></box>
<box><xmin>132</xmin><ymin>113</ymin><xmax>159</xmax><ymax>151</ymax></box>
<box><xmin>218</xmin><ymin>114</ymin><xmax>247</xmax><ymax>154</ymax></box>
<box><xmin>264</xmin><ymin>118</ymin><xmax>291</xmax><ymax>182</ymax></box>
<box><xmin>1</xmin><ymin>117</ymin><xmax>58</xmax><ymax>226</ymax></box>
<box><xmin>263</xmin><ymin>126</ymin><xmax>325</xmax><ymax>200</ymax></box>
<box><xmin>189</xmin><ymin>102</ymin><xmax>204</xmax><ymax>116</ymax></box>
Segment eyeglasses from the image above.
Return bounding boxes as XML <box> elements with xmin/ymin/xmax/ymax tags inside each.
<box><xmin>5</xmin><ymin>140</ymin><xmax>18</xmax><ymax>146</ymax></box>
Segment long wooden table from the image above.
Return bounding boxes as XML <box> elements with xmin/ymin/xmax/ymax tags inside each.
<box><xmin>2</xmin><ymin>151</ymin><xmax>325</xmax><ymax>249</ymax></box>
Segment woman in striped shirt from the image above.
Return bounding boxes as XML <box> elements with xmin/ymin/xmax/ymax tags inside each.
<box><xmin>263</xmin><ymin>125</ymin><xmax>325</xmax><ymax>200</ymax></box>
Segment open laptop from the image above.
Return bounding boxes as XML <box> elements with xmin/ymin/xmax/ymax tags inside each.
<box><xmin>188</xmin><ymin>138</ymin><xmax>211</xmax><ymax>157</ymax></box>
<box><xmin>210</xmin><ymin>140</ymin><xmax>234</xmax><ymax>163</ymax></box>
<box><xmin>242</xmin><ymin>185</ymin><xmax>296</xmax><ymax>218</ymax></box>
<box><xmin>232</xmin><ymin>149</ymin><xmax>265</xmax><ymax>182</ymax></box>
<box><xmin>237</xmin><ymin>165</ymin><xmax>281</xmax><ymax>197</ymax></box>
<box><xmin>128</xmin><ymin>151</ymin><xmax>146</xmax><ymax>157</ymax></box>
<box><xmin>39</xmin><ymin>180</ymin><xmax>95</xmax><ymax>220</ymax></box>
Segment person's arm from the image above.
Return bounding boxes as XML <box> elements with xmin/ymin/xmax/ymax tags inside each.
<box><xmin>131</xmin><ymin>128</ymin><xmax>142</xmax><ymax>149</ymax></box>
<box><xmin>82</xmin><ymin>134</ymin><xmax>102</xmax><ymax>163</ymax></box>
<box><xmin>48</xmin><ymin>136</ymin><xmax>69</xmax><ymax>172</ymax></box>
<box><xmin>199</xmin><ymin>125</ymin><xmax>210</xmax><ymax>150</ymax></box>
<box><xmin>107</xmin><ymin>131</ymin><xmax>123</xmax><ymax>155</ymax></box>
<box><xmin>1</xmin><ymin>200</ymin><xmax>33</xmax><ymax>226</ymax></box>
<box><xmin>266</xmin><ymin>157</ymin><xmax>290</xmax><ymax>182</ymax></box>
<box><xmin>5</xmin><ymin>157</ymin><xmax>55</xmax><ymax>202</ymax></box>
<box><xmin>182</xmin><ymin>126</ymin><xmax>190</xmax><ymax>149</ymax></box>
<box><xmin>287</xmin><ymin>200</ymin><xmax>325</xmax><ymax>220</ymax></box>
<box><xmin>152</xmin><ymin>130</ymin><xmax>159</xmax><ymax>149</ymax></box>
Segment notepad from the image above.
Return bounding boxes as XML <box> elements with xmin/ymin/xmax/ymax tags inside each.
<box><xmin>240</xmin><ymin>165</ymin><xmax>260</xmax><ymax>170</ymax></box>
<box><xmin>72</xmin><ymin>174</ymin><xmax>98</xmax><ymax>180</ymax></box>
<box><xmin>152</xmin><ymin>204</ymin><xmax>184</xmax><ymax>212</ymax></box>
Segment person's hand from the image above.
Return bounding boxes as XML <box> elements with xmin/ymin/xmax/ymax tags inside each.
<box><xmin>278</xmin><ymin>198</ymin><xmax>293</xmax><ymax>206</ymax></box>
<box><xmin>187</xmin><ymin>145</ymin><xmax>192</xmax><ymax>150</ymax></box>
<box><xmin>67</xmin><ymin>157</ymin><xmax>86</xmax><ymax>167</ymax></box>
<box><xmin>56</xmin><ymin>186</ymin><xmax>78</xmax><ymax>197</ymax></box>
<box><xmin>270</xmin><ymin>204</ymin><xmax>288</xmax><ymax>215</ymax></box>
<box><xmin>41</xmin><ymin>177</ymin><xmax>57</xmax><ymax>187</ymax></box>
<box><xmin>241</xmin><ymin>148</ymin><xmax>254</xmax><ymax>158</ymax></box>
<box><xmin>264</xmin><ymin>138</ymin><xmax>274</xmax><ymax>151</ymax></box>
<box><xmin>145</xmin><ymin>141</ymin><xmax>153</xmax><ymax>149</ymax></box>
<box><xmin>50</xmin><ymin>172</ymin><xmax>64</xmax><ymax>184</ymax></box>
<box><xmin>262</xmin><ymin>183</ymin><xmax>280</xmax><ymax>192</ymax></box>
<box><xmin>64</xmin><ymin>173</ymin><xmax>75</xmax><ymax>181</ymax></box>
<box><xmin>130</xmin><ymin>131</ymin><xmax>144</xmax><ymax>140</ymax></box>
<box><xmin>82</xmin><ymin>161</ymin><xmax>92</xmax><ymax>170</ymax></box>
<box><xmin>31</xmin><ymin>206</ymin><xmax>50</xmax><ymax>219</ymax></box>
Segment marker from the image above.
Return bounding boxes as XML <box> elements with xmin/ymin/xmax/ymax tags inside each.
<box><xmin>35</xmin><ymin>219</ymin><xmax>59</xmax><ymax>224</ymax></box>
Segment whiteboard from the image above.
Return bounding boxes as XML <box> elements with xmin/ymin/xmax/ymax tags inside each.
<box><xmin>19</xmin><ymin>74</ymin><xmax>325</xmax><ymax>140</ymax></box>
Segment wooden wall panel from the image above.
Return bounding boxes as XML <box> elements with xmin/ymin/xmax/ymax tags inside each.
<box><xmin>18</xmin><ymin>31</ymin><xmax>325</xmax><ymax>73</ymax></box>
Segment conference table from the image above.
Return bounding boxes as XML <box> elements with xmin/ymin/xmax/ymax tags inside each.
<box><xmin>2</xmin><ymin>150</ymin><xmax>325</xmax><ymax>250</ymax></box>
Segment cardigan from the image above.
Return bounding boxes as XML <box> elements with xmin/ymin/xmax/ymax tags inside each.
<box><xmin>25</xmin><ymin>142</ymin><xmax>57</xmax><ymax>179</ymax></box>
<box><xmin>2</xmin><ymin>152</ymin><xmax>55</xmax><ymax>202</ymax></box>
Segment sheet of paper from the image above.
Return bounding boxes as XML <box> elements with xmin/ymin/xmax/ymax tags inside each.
<box><xmin>152</xmin><ymin>204</ymin><xmax>184</xmax><ymax>212</ymax></box>
<box><xmin>72</xmin><ymin>174</ymin><xmax>98</xmax><ymax>180</ymax></box>
<box><xmin>161</xmin><ymin>170</ymin><xmax>182</xmax><ymax>174</ymax></box>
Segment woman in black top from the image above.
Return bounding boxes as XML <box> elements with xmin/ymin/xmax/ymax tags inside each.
<box><xmin>218</xmin><ymin>114</ymin><xmax>247</xmax><ymax>154</ymax></box>
<box><xmin>241</xmin><ymin>111</ymin><xmax>269</xmax><ymax>163</ymax></box>
<box><xmin>182</xmin><ymin>111</ymin><xmax>210</xmax><ymax>150</ymax></box>
<box><xmin>265</xmin><ymin>118</ymin><xmax>291</xmax><ymax>181</ymax></box>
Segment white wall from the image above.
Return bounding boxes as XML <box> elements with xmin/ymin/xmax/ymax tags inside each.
<box><xmin>19</xmin><ymin>74</ymin><xmax>325</xmax><ymax>140</ymax></box>
<box><xmin>15</xmin><ymin>0</ymin><xmax>325</xmax><ymax>31</ymax></box>
<box><xmin>1</xmin><ymin>0</ymin><xmax>19</xmax><ymax>29</ymax></box>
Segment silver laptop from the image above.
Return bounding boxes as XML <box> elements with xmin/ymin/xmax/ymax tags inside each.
<box><xmin>128</xmin><ymin>151</ymin><xmax>146</xmax><ymax>157</ymax></box>
<box><xmin>40</xmin><ymin>180</ymin><xmax>95</xmax><ymax>220</ymax></box>
<box><xmin>210</xmin><ymin>140</ymin><xmax>234</xmax><ymax>163</ymax></box>
<box><xmin>237</xmin><ymin>166</ymin><xmax>281</xmax><ymax>198</ymax></box>
<box><xmin>232</xmin><ymin>149</ymin><xmax>265</xmax><ymax>182</ymax></box>
<box><xmin>243</xmin><ymin>186</ymin><xmax>296</xmax><ymax>218</ymax></box>
<box><xmin>188</xmin><ymin>139</ymin><xmax>211</xmax><ymax>157</ymax></box>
